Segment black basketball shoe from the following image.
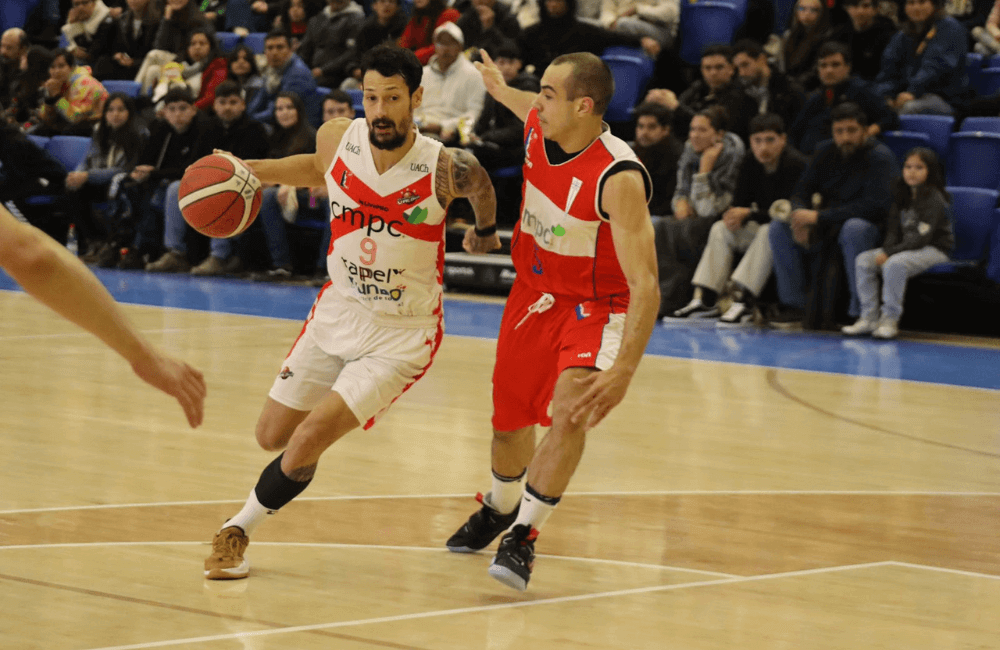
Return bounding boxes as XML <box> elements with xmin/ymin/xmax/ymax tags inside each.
<box><xmin>488</xmin><ymin>524</ymin><xmax>538</xmax><ymax>591</ymax></box>
<box><xmin>446</xmin><ymin>492</ymin><xmax>520</xmax><ymax>553</ymax></box>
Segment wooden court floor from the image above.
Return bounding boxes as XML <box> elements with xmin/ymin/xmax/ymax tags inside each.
<box><xmin>1</xmin><ymin>291</ymin><xmax>998</xmax><ymax>649</ymax></box>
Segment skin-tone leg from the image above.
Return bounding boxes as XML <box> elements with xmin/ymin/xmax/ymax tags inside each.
<box><xmin>253</xmin><ymin>393</ymin><xmax>361</xmax><ymax>479</ymax></box>
<box><xmin>524</xmin><ymin>367</ymin><xmax>596</xmax><ymax>496</ymax></box>
<box><xmin>491</xmin><ymin>425</ymin><xmax>535</xmax><ymax>477</ymax></box>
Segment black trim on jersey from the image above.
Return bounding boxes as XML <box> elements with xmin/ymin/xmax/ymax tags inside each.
<box><xmin>543</xmin><ymin>138</ymin><xmax>584</xmax><ymax>165</ymax></box>
<box><xmin>597</xmin><ymin>160</ymin><xmax>652</xmax><ymax>220</ymax></box>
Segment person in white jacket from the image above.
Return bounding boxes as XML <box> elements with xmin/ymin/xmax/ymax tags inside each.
<box><xmin>599</xmin><ymin>0</ymin><xmax>679</xmax><ymax>47</ymax></box>
<box><xmin>61</xmin><ymin>0</ymin><xmax>113</xmax><ymax>64</ymax></box>
<box><xmin>413</xmin><ymin>22</ymin><xmax>486</xmax><ymax>146</ymax></box>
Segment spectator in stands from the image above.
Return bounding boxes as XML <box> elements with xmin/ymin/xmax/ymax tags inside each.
<box><xmin>630</xmin><ymin>101</ymin><xmax>683</xmax><ymax>216</ymax></box>
<box><xmin>198</xmin><ymin>0</ymin><xmax>228</xmax><ymax>32</ymax></box>
<box><xmin>457</xmin><ymin>0</ymin><xmax>523</xmax><ymax>58</ymax></box>
<box><xmin>414</xmin><ymin>23</ymin><xmax>486</xmax><ymax>146</ymax></box>
<box><xmin>972</xmin><ymin>0</ymin><xmax>1000</xmax><ymax>53</ymax></box>
<box><xmin>646</xmin><ymin>44</ymin><xmax>759</xmax><ymax>142</ymax></box>
<box><xmin>224</xmin><ymin>0</ymin><xmax>275</xmax><ymax>33</ymax></box>
<box><xmin>277</xmin><ymin>0</ymin><xmax>314</xmax><ymax>50</ymax></box>
<box><xmin>843</xmin><ymin>146</ymin><xmax>953</xmax><ymax>338</ymax></box>
<box><xmin>61</xmin><ymin>0</ymin><xmax>115</xmax><ymax>66</ymax></box>
<box><xmin>91</xmin><ymin>0</ymin><xmax>161</xmax><ymax>82</ymax></box>
<box><xmin>246</xmin><ymin>31</ymin><xmax>317</xmax><ymax>124</ymax></box>
<box><xmin>467</xmin><ymin>42</ymin><xmax>538</xmax><ymax>169</ymax></box>
<box><xmin>4</xmin><ymin>46</ymin><xmax>54</xmax><ymax>128</ymax></box>
<box><xmin>183</xmin><ymin>29</ymin><xmax>230</xmax><ymax>112</ymax></box>
<box><xmin>769</xmin><ymin>102</ymin><xmax>898</xmax><ymax>328</ymax></box>
<box><xmin>599</xmin><ymin>0</ymin><xmax>680</xmax><ymax>49</ymax></box>
<box><xmin>65</xmin><ymin>92</ymin><xmax>147</xmax><ymax>265</ymax></box>
<box><xmin>732</xmin><ymin>39</ymin><xmax>805</xmax><ymax>130</ymax></box>
<box><xmin>656</xmin><ymin>106</ymin><xmax>745</xmax><ymax>315</ymax></box>
<box><xmin>519</xmin><ymin>0</ymin><xmax>661</xmax><ymax>75</ymax></box>
<box><xmin>832</xmin><ymin>0</ymin><xmax>898</xmax><ymax>82</ymax></box>
<box><xmin>37</xmin><ymin>49</ymin><xmax>109</xmax><ymax>136</ymax></box>
<box><xmin>343</xmin><ymin>0</ymin><xmax>408</xmax><ymax>89</ymax></box>
<box><xmin>120</xmin><ymin>87</ymin><xmax>212</xmax><ymax>269</ymax></box>
<box><xmin>145</xmin><ymin>82</ymin><xmax>271</xmax><ymax>274</ymax></box>
<box><xmin>226</xmin><ymin>44</ymin><xmax>264</xmax><ymax>107</ymax></box>
<box><xmin>780</xmin><ymin>0</ymin><xmax>834</xmax><ymax>90</ymax></box>
<box><xmin>399</xmin><ymin>0</ymin><xmax>461</xmax><ymax>65</ymax></box>
<box><xmin>0</xmin><ymin>121</ymin><xmax>67</xmax><ymax>242</ymax></box>
<box><xmin>322</xmin><ymin>88</ymin><xmax>355</xmax><ymax>120</ymax></box>
<box><xmin>789</xmin><ymin>41</ymin><xmax>899</xmax><ymax>155</ymax></box>
<box><xmin>1</xmin><ymin>29</ymin><xmax>30</xmax><ymax>108</ymax></box>
<box><xmin>945</xmin><ymin>0</ymin><xmax>993</xmax><ymax>34</ymax></box>
<box><xmin>297</xmin><ymin>0</ymin><xmax>365</xmax><ymax>90</ymax></box>
<box><xmin>134</xmin><ymin>0</ymin><xmax>208</xmax><ymax>95</ymax></box>
<box><xmin>873</xmin><ymin>0</ymin><xmax>969</xmax><ymax>115</ymax></box>
<box><xmin>673</xmin><ymin>113</ymin><xmax>808</xmax><ymax>323</ymax></box>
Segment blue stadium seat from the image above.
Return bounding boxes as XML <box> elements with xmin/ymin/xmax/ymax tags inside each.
<box><xmin>1</xmin><ymin>0</ymin><xmax>38</xmax><ymax>32</ymax></box>
<box><xmin>882</xmin><ymin>131</ymin><xmax>931</xmax><ymax>166</ymax></box>
<box><xmin>244</xmin><ymin>33</ymin><xmax>266</xmax><ymax>54</ymax></box>
<box><xmin>966</xmin><ymin>53</ymin><xmax>984</xmax><ymax>93</ymax></box>
<box><xmin>924</xmin><ymin>187</ymin><xmax>1000</xmax><ymax>274</ymax></box>
<box><xmin>947</xmin><ymin>132</ymin><xmax>1000</xmax><ymax>189</ymax></box>
<box><xmin>601</xmin><ymin>51</ymin><xmax>655</xmax><ymax>122</ymax></box>
<box><xmin>27</xmin><ymin>135</ymin><xmax>50</xmax><ymax>150</ymax></box>
<box><xmin>45</xmin><ymin>136</ymin><xmax>92</xmax><ymax>171</ymax></box>
<box><xmin>216</xmin><ymin>31</ymin><xmax>241</xmax><ymax>52</ymax></box>
<box><xmin>310</xmin><ymin>86</ymin><xmax>331</xmax><ymax>127</ymax></box>
<box><xmin>897</xmin><ymin>114</ymin><xmax>954</xmax><ymax>161</ymax></box>
<box><xmin>977</xmin><ymin>67</ymin><xmax>1000</xmax><ymax>95</ymax></box>
<box><xmin>987</xmin><ymin>209</ymin><xmax>1000</xmax><ymax>283</ymax></box>
<box><xmin>101</xmin><ymin>80</ymin><xmax>142</xmax><ymax>98</ymax></box>
<box><xmin>960</xmin><ymin>116</ymin><xmax>1000</xmax><ymax>134</ymax></box>
<box><xmin>346</xmin><ymin>88</ymin><xmax>364</xmax><ymax>116</ymax></box>
<box><xmin>678</xmin><ymin>2</ymin><xmax>742</xmax><ymax>66</ymax></box>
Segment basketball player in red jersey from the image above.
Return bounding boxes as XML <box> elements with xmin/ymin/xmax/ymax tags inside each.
<box><xmin>203</xmin><ymin>45</ymin><xmax>500</xmax><ymax>580</ymax></box>
<box><xmin>0</xmin><ymin>204</ymin><xmax>206</xmax><ymax>427</ymax></box>
<box><xmin>448</xmin><ymin>50</ymin><xmax>660</xmax><ymax>591</ymax></box>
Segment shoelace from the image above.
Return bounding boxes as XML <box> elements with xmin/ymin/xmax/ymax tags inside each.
<box><xmin>514</xmin><ymin>293</ymin><xmax>555</xmax><ymax>330</ymax></box>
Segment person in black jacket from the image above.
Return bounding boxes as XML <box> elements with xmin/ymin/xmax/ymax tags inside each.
<box><xmin>0</xmin><ymin>121</ymin><xmax>68</xmax><ymax>242</ymax></box>
<box><xmin>832</xmin><ymin>0</ymin><xmax>898</xmax><ymax>82</ymax></box>
<box><xmin>631</xmin><ymin>101</ymin><xmax>683</xmax><ymax>217</ymax></box>
<box><xmin>456</xmin><ymin>0</ymin><xmax>522</xmax><ymax>59</ymax></box>
<box><xmin>732</xmin><ymin>39</ymin><xmax>805</xmax><ymax>131</ymax></box>
<box><xmin>91</xmin><ymin>0</ymin><xmax>161</xmax><ymax>81</ymax></box>
<box><xmin>342</xmin><ymin>0</ymin><xmax>408</xmax><ymax>89</ymax></box>
<box><xmin>296</xmin><ymin>0</ymin><xmax>365</xmax><ymax>89</ymax></box>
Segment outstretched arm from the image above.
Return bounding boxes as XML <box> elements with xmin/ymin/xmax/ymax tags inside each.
<box><xmin>0</xmin><ymin>205</ymin><xmax>207</xmax><ymax>428</ymax></box>
<box><xmin>243</xmin><ymin>118</ymin><xmax>351</xmax><ymax>188</ymax></box>
<box><xmin>436</xmin><ymin>148</ymin><xmax>501</xmax><ymax>254</ymax></box>
<box><xmin>474</xmin><ymin>49</ymin><xmax>536</xmax><ymax>123</ymax></box>
<box><xmin>570</xmin><ymin>170</ymin><xmax>659</xmax><ymax>429</ymax></box>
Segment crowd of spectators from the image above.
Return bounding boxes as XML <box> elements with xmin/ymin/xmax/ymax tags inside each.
<box><xmin>2</xmin><ymin>0</ymin><xmax>999</xmax><ymax>335</ymax></box>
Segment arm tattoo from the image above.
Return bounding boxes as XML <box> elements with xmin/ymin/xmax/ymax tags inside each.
<box><xmin>287</xmin><ymin>463</ymin><xmax>318</xmax><ymax>483</ymax></box>
<box><xmin>435</xmin><ymin>148</ymin><xmax>493</xmax><ymax>205</ymax></box>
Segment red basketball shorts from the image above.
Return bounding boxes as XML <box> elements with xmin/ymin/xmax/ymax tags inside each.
<box><xmin>492</xmin><ymin>281</ymin><xmax>627</xmax><ymax>431</ymax></box>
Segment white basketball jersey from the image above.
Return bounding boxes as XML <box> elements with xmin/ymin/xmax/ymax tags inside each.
<box><xmin>319</xmin><ymin>118</ymin><xmax>446</xmax><ymax>328</ymax></box>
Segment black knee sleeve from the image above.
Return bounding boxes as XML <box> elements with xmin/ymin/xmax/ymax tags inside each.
<box><xmin>254</xmin><ymin>453</ymin><xmax>313</xmax><ymax>510</ymax></box>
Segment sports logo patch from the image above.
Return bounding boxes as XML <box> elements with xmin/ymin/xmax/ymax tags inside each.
<box><xmin>279</xmin><ymin>366</ymin><xmax>294</xmax><ymax>380</ymax></box>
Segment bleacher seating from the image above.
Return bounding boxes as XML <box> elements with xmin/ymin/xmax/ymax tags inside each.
<box><xmin>965</xmin><ymin>53</ymin><xmax>985</xmax><ymax>94</ymax></box>
<box><xmin>678</xmin><ymin>1</ymin><xmax>742</xmax><ymax>65</ymax></box>
<box><xmin>244</xmin><ymin>33</ymin><xmax>266</xmax><ymax>55</ymax></box>
<box><xmin>27</xmin><ymin>135</ymin><xmax>50</xmax><ymax>150</ymax></box>
<box><xmin>216</xmin><ymin>31</ymin><xmax>242</xmax><ymax>52</ymax></box>
<box><xmin>897</xmin><ymin>114</ymin><xmax>954</xmax><ymax>161</ymax></box>
<box><xmin>882</xmin><ymin>131</ymin><xmax>932</xmax><ymax>165</ymax></box>
<box><xmin>346</xmin><ymin>88</ymin><xmax>364</xmax><ymax>117</ymax></box>
<box><xmin>988</xmin><ymin>213</ymin><xmax>1000</xmax><ymax>283</ymax></box>
<box><xmin>101</xmin><ymin>80</ymin><xmax>142</xmax><ymax>98</ymax></box>
<box><xmin>947</xmin><ymin>132</ymin><xmax>1000</xmax><ymax>189</ymax></box>
<box><xmin>977</xmin><ymin>67</ymin><xmax>1000</xmax><ymax>95</ymax></box>
<box><xmin>601</xmin><ymin>49</ymin><xmax>655</xmax><ymax>122</ymax></box>
<box><xmin>45</xmin><ymin>136</ymin><xmax>91</xmax><ymax>172</ymax></box>
<box><xmin>924</xmin><ymin>187</ymin><xmax>1000</xmax><ymax>274</ymax></box>
<box><xmin>960</xmin><ymin>116</ymin><xmax>1000</xmax><ymax>134</ymax></box>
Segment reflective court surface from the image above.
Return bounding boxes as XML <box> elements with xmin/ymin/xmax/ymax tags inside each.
<box><xmin>1</xmin><ymin>270</ymin><xmax>998</xmax><ymax>649</ymax></box>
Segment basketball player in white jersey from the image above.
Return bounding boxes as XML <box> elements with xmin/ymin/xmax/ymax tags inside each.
<box><xmin>203</xmin><ymin>45</ymin><xmax>500</xmax><ymax>580</ymax></box>
<box><xmin>0</xmin><ymin>204</ymin><xmax>206</xmax><ymax>427</ymax></box>
<box><xmin>448</xmin><ymin>51</ymin><xmax>660</xmax><ymax>590</ymax></box>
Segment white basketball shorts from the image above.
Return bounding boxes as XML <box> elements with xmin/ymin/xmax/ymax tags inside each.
<box><xmin>269</xmin><ymin>297</ymin><xmax>443</xmax><ymax>430</ymax></box>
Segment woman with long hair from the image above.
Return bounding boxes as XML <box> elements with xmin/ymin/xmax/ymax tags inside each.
<box><xmin>399</xmin><ymin>0</ymin><xmax>461</xmax><ymax>64</ymax></box>
<box><xmin>780</xmin><ymin>0</ymin><xmax>833</xmax><ymax>90</ymax></box>
<box><xmin>4</xmin><ymin>46</ymin><xmax>54</xmax><ymax>127</ymax></box>
<box><xmin>38</xmin><ymin>48</ymin><xmax>109</xmax><ymax>136</ymax></box>
<box><xmin>134</xmin><ymin>0</ymin><xmax>208</xmax><ymax>94</ymax></box>
<box><xmin>843</xmin><ymin>147</ymin><xmax>954</xmax><ymax>339</ymax></box>
<box><xmin>64</xmin><ymin>93</ymin><xmax>148</xmax><ymax>264</ymax></box>
<box><xmin>226</xmin><ymin>44</ymin><xmax>264</xmax><ymax>106</ymax></box>
<box><xmin>184</xmin><ymin>28</ymin><xmax>229</xmax><ymax>111</ymax></box>
<box><xmin>873</xmin><ymin>0</ymin><xmax>968</xmax><ymax>114</ymax></box>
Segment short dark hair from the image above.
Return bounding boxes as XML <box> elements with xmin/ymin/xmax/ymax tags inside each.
<box><xmin>495</xmin><ymin>41</ymin><xmax>522</xmax><ymax>61</ymax></box>
<box><xmin>214</xmin><ymin>80</ymin><xmax>243</xmax><ymax>100</ymax></box>
<box><xmin>162</xmin><ymin>86</ymin><xmax>195</xmax><ymax>106</ymax></box>
<box><xmin>830</xmin><ymin>101</ymin><xmax>868</xmax><ymax>126</ymax></box>
<box><xmin>817</xmin><ymin>40</ymin><xmax>852</xmax><ymax>65</ymax></box>
<box><xmin>550</xmin><ymin>51</ymin><xmax>615</xmax><ymax>116</ymax></box>
<box><xmin>696</xmin><ymin>105</ymin><xmax>729</xmax><ymax>132</ymax></box>
<box><xmin>749</xmin><ymin>113</ymin><xmax>786</xmax><ymax>135</ymax></box>
<box><xmin>701</xmin><ymin>44</ymin><xmax>734</xmax><ymax>62</ymax></box>
<box><xmin>264</xmin><ymin>30</ymin><xmax>291</xmax><ymax>46</ymax></box>
<box><xmin>325</xmin><ymin>89</ymin><xmax>353</xmax><ymax>106</ymax></box>
<box><xmin>634</xmin><ymin>101</ymin><xmax>672</xmax><ymax>128</ymax></box>
<box><xmin>732</xmin><ymin>39</ymin><xmax>764</xmax><ymax>60</ymax></box>
<box><xmin>360</xmin><ymin>44</ymin><xmax>423</xmax><ymax>95</ymax></box>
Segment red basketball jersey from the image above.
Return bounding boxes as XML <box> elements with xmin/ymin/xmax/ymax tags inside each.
<box><xmin>511</xmin><ymin>108</ymin><xmax>651</xmax><ymax>306</ymax></box>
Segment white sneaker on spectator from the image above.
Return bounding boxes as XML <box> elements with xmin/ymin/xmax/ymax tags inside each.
<box><xmin>872</xmin><ymin>318</ymin><xmax>899</xmax><ymax>339</ymax></box>
<box><xmin>671</xmin><ymin>299</ymin><xmax>720</xmax><ymax>319</ymax></box>
<box><xmin>717</xmin><ymin>302</ymin><xmax>751</xmax><ymax>326</ymax></box>
<box><xmin>841</xmin><ymin>318</ymin><xmax>878</xmax><ymax>336</ymax></box>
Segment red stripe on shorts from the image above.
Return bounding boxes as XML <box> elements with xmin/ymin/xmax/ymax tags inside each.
<box><xmin>284</xmin><ymin>281</ymin><xmax>331</xmax><ymax>360</ymax></box>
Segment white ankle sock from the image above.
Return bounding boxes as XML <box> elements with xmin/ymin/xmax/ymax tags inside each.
<box><xmin>221</xmin><ymin>489</ymin><xmax>274</xmax><ymax>537</ymax></box>
<box><xmin>488</xmin><ymin>469</ymin><xmax>526</xmax><ymax>514</ymax></box>
<box><xmin>512</xmin><ymin>485</ymin><xmax>559</xmax><ymax>532</ymax></box>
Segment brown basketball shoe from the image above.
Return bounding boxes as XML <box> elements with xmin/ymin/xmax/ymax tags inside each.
<box><xmin>204</xmin><ymin>526</ymin><xmax>250</xmax><ymax>580</ymax></box>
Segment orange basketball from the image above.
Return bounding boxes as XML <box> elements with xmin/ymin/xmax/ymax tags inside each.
<box><xmin>178</xmin><ymin>153</ymin><xmax>263</xmax><ymax>238</ymax></box>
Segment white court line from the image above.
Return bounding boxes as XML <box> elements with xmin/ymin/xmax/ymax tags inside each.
<box><xmin>79</xmin><ymin>562</ymin><xmax>894</xmax><ymax>650</ymax></box>
<box><xmin>0</xmin><ymin>540</ymin><xmax>736</xmax><ymax>578</ymax></box>
<box><xmin>887</xmin><ymin>561</ymin><xmax>1000</xmax><ymax>581</ymax></box>
<box><xmin>0</xmin><ymin>323</ymin><xmax>287</xmax><ymax>342</ymax></box>
<box><xmin>2</xmin><ymin>489</ymin><xmax>998</xmax><ymax>515</ymax></box>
